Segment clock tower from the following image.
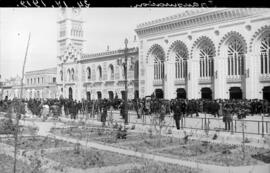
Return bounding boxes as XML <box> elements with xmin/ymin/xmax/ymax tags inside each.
<box><xmin>57</xmin><ymin>8</ymin><xmax>85</xmax><ymax>62</ymax></box>
<box><xmin>56</xmin><ymin>8</ymin><xmax>85</xmax><ymax>99</ymax></box>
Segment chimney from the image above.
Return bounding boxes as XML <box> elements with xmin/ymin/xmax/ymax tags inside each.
<box><xmin>107</xmin><ymin>45</ymin><xmax>109</xmax><ymax>51</ymax></box>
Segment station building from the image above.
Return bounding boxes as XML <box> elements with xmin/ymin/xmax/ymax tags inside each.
<box><xmin>135</xmin><ymin>8</ymin><xmax>270</xmax><ymax>100</ymax></box>
<box><xmin>56</xmin><ymin>9</ymin><xmax>139</xmax><ymax>101</ymax></box>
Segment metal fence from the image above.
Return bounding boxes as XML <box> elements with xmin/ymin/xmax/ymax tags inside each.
<box><xmin>78</xmin><ymin>110</ymin><xmax>270</xmax><ymax>137</ymax></box>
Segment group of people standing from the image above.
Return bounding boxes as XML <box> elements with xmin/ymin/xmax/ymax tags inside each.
<box><xmin>0</xmin><ymin>95</ymin><xmax>269</xmax><ymax>131</ymax></box>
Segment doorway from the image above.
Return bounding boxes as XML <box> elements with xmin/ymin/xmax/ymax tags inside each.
<box><xmin>176</xmin><ymin>88</ymin><xmax>186</xmax><ymax>99</ymax></box>
<box><xmin>155</xmin><ymin>89</ymin><xmax>164</xmax><ymax>99</ymax></box>
<box><xmin>229</xmin><ymin>87</ymin><xmax>242</xmax><ymax>100</ymax></box>
<box><xmin>108</xmin><ymin>91</ymin><xmax>114</xmax><ymax>100</ymax></box>
<box><xmin>134</xmin><ymin>90</ymin><xmax>139</xmax><ymax>99</ymax></box>
<box><xmin>263</xmin><ymin>86</ymin><xmax>270</xmax><ymax>102</ymax></box>
<box><xmin>69</xmin><ymin>87</ymin><xmax>73</xmax><ymax>100</ymax></box>
<box><xmin>201</xmin><ymin>87</ymin><xmax>212</xmax><ymax>100</ymax></box>
<box><xmin>97</xmin><ymin>91</ymin><xmax>102</xmax><ymax>100</ymax></box>
<box><xmin>86</xmin><ymin>92</ymin><xmax>91</xmax><ymax>101</ymax></box>
<box><xmin>121</xmin><ymin>91</ymin><xmax>126</xmax><ymax>100</ymax></box>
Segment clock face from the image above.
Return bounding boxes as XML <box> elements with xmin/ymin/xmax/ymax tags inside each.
<box><xmin>72</xmin><ymin>8</ymin><xmax>81</xmax><ymax>16</ymax></box>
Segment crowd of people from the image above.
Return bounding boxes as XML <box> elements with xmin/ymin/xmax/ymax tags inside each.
<box><xmin>0</xmin><ymin>95</ymin><xmax>269</xmax><ymax>130</ymax></box>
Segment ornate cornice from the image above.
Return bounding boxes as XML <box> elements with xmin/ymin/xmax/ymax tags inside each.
<box><xmin>249</xmin><ymin>25</ymin><xmax>270</xmax><ymax>52</ymax></box>
<box><xmin>217</xmin><ymin>31</ymin><xmax>247</xmax><ymax>56</ymax></box>
<box><xmin>135</xmin><ymin>9</ymin><xmax>270</xmax><ymax>38</ymax></box>
<box><xmin>25</xmin><ymin>67</ymin><xmax>57</xmax><ymax>75</ymax></box>
<box><xmin>81</xmin><ymin>47</ymin><xmax>138</xmax><ymax>61</ymax></box>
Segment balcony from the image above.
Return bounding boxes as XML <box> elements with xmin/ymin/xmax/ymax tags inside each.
<box><xmin>198</xmin><ymin>77</ymin><xmax>212</xmax><ymax>84</ymax></box>
<box><xmin>93</xmin><ymin>81</ymin><xmax>103</xmax><ymax>87</ymax></box>
<box><xmin>153</xmin><ymin>79</ymin><xmax>163</xmax><ymax>86</ymax></box>
<box><xmin>105</xmin><ymin>80</ymin><xmax>115</xmax><ymax>86</ymax></box>
<box><xmin>226</xmin><ymin>75</ymin><xmax>242</xmax><ymax>83</ymax></box>
<box><xmin>259</xmin><ymin>74</ymin><xmax>270</xmax><ymax>82</ymax></box>
<box><xmin>174</xmin><ymin>78</ymin><xmax>186</xmax><ymax>85</ymax></box>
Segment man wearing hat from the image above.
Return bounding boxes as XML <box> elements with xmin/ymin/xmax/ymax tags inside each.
<box><xmin>171</xmin><ymin>97</ymin><xmax>182</xmax><ymax>130</ymax></box>
<box><xmin>223</xmin><ymin>104</ymin><xmax>233</xmax><ymax>131</ymax></box>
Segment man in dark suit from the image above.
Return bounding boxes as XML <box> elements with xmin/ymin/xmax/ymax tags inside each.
<box><xmin>172</xmin><ymin>98</ymin><xmax>182</xmax><ymax>130</ymax></box>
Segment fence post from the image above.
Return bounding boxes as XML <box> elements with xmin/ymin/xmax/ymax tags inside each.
<box><xmin>235</xmin><ymin>119</ymin><xmax>237</xmax><ymax>133</ymax></box>
<box><xmin>208</xmin><ymin>118</ymin><xmax>210</xmax><ymax>131</ymax></box>
<box><xmin>231</xmin><ymin>117</ymin><xmax>234</xmax><ymax>134</ymax></box>
<box><xmin>266</xmin><ymin>121</ymin><xmax>268</xmax><ymax>134</ymax></box>
<box><xmin>258</xmin><ymin>121</ymin><xmax>260</xmax><ymax>135</ymax></box>
<box><xmin>204</xmin><ymin>113</ymin><xmax>207</xmax><ymax>133</ymax></box>
<box><xmin>201</xmin><ymin>118</ymin><xmax>204</xmax><ymax>130</ymax></box>
<box><xmin>262</xmin><ymin>114</ymin><xmax>264</xmax><ymax>137</ymax></box>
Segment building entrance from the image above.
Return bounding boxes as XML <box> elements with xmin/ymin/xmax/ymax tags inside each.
<box><xmin>176</xmin><ymin>88</ymin><xmax>186</xmax><ymax>99</ymax></box>
<box><xmin>201</xmin><ymin>87</ymin><xmax>212</xmax><ymax>100</ymax></box>
<box><xmin>108</xmin><ymin>91</ymin><xmax>114</xmax><ymax>100</ymax></box>
<box><xmin>69</xmin><ymin>87</ymin><xmax>73</xmax><ymax>100</ymax></box>
<box><xmin>229</xmin><ymin>87</ymin><xmax>242</xmax><ymax>100</ymax></box>
<box><xmin>263</xmin><ymin>86</ymin><xmax>270</xmax><ymax>102</ymax></box>
<box><xmin>155</xmin><ymin>89</ymin><xmax>164</xmax><ymax>99</ymax></box>
<box><xmin>97</xmin><ymin>91</ymin><xmax>102</xmax><ymax>99</ymax></box>
<box><xmin>86</xmin><ymin>92</ymin><xmax>91</xmax><ymax>101</ymax></box>
<box><xmin>134</xmin><ymin>90</ymin><xmax>139</xmax><ymax>99</ymax></box>
<box><xmin>121</xmin><ymin>91</ymin><xmax>126</xmax><ymax>100</ymax></box>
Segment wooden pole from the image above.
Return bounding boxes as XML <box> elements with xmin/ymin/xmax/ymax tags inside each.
<box><xmin>13</xmin><ymin>33</ymin><xmax>31</xmax><ymax>173</ymax></box>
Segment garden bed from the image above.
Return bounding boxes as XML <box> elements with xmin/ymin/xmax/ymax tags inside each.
<box><xmin>50</xmin><ymin>126</ymin><xmax>186</xmax><ymax>146</ymax></box>
<box><xmin>50</xmin><ymin>126</ymin><xmax>115</xmax><ymax>141</ymax></box>
<box><xmin>45</xmin><ymin>148</ymin><xmax>143</xmax><ymax>169</ymax></box>
<box><xmin>0</xmin><ymin>154</ymin><xmax>43</xmax><ymax>173</ymax></box>
<box><xmin>1</xmin><ymin>136</ymin><xmax>74</xmax><ymax>150</ymax></box>
<box><xmin>157</xmin><ymin>141</ymin><xmax>270</xmax><ymax>166</ymax></box>
<box><xmin>117</xmin><ymin>136</ymin><xmax>192</xmax><ymax>152</ymax></box>
<box><xmin>115</xmin><ymin>161</ymin><xmax>200</xmax><ymax>173</ymax></box>
<box><xmin>251</xmin><ymin>150</ymin><xmax>270</xmax><ymax>163</ymax></box>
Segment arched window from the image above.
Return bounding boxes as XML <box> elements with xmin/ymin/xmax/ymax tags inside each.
<box><xmin>152</xmin><ymin>48</ymin><xmax>165</xmax><ymax>80</ymax></box>
<box><xmin>38</xmin><ymin>78</ymin><xmax>40</xmax><ymax>84</ymax></box>
<box><xmin>67</xmin><ymin>69</ymin><xmax>71</xmax><ymax>81</ymax></box>
<box><xmin>31</xmin><ymin>78</ymin><xmax>32</xmax><ymax>84</ymax></box>
<box><xmin>109</xmin><ymin>64</ymin><xmax>114</xmax><ymax>80</ymax></box>
<box><xmin>227</xmin><ymin>38</ymin><xmax>245</xmax><ymax>76</ymax></box>
<box><xmin>60</xmin><ymin>70</ymin><xmax>63</xmax><ymax>81</ymax></box>
<box><xmin>260</xmin><ymin>33</ymin><xmax>270</xmax><ymax>74</ymax></box>
<box><xmin>71</xmin><ymin>68</ymin><xmax>75</xmax><ymax>81</ymax></box>
<box><xmin>87</xmin><ymin>67</ymin><xmax>91</xmax><ymax>80</ymax></box>
<box><xmin>27</xmin><ymin>79</ymin><xmax>29</xmax><ymax>85</ymax></box>
<box><xmin>121</xmin><ymin>64</ymin><xmax>125</xmax><ymax>79</ymax></box>
<box><xmin>199</xmin><ymin>45</ymin><xmax>214</xmax><ymax>78</ymax></box>
<box><xmin>98</xmin><ymin>66</ymin><xmax>102</xmax><ymax>80</ymax></box>
<box><xmin>174</xmin><ymin>47</ymin><xmax>188</xmax><ymax>79</ymax></box>
<box><xmin>154</xmin><ymin>57</ymin><xmax>164</xmax><ymax>80</ymax></box>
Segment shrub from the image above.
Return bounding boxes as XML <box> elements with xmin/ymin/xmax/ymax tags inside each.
<box><xmin>0</xmin><ymin>118</ymin><xmax>15</xmax><ymax>134</ymax></box>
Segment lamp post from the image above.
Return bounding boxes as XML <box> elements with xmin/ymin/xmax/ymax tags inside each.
<box><xmin>117</xmin><ymin>38</ymin><xmax>129</xmax><ymax>124</ymax></box>
<box><xmin>124</xmin><ymin>38</ymin><xmax>128</xmax><ymax>124</ymax></box>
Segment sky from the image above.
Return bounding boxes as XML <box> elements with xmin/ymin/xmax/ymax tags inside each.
<box><xmin>0</xmin><ymin>8</ymin><xmax>186</xmax><ymax>80</ymax></box>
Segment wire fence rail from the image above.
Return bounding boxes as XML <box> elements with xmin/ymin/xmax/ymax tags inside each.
<box><xmin>1</xmin><ymin>109</ymin><xmax>269</xmax><ymax>137</ymax></box>
<box><xmin>78</xmin><ymin>110</ymin><xmax>270</xmax><ymax>137</ymax></box>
